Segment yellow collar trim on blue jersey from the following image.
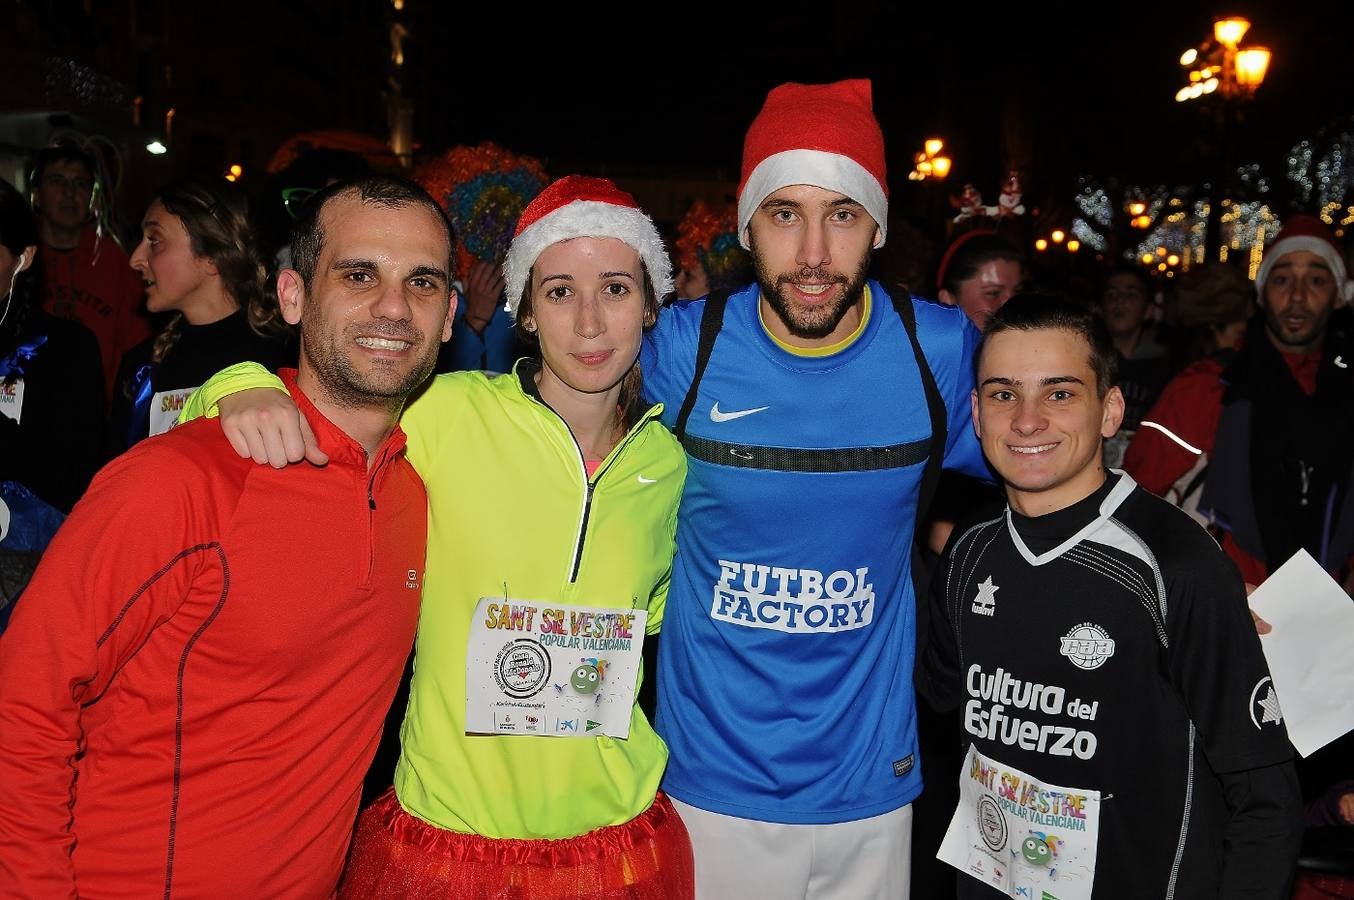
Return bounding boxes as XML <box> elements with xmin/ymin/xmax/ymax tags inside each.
<box><xmin>760</xmin><ymin>284</ymin><xmax>872</xmax><ymax>358</ymax></box>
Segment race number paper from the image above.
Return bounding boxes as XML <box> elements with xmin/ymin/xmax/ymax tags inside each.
<box><xmin>938</xmin><ymin>744</ymin><xmax>1100</xmax><ymax>899</ymax></box>
<box><xmin>149</xmin><ymin>387</ymin><xmax>197</xmax><ymax>436</ymax></box>
<box><xmin>0</xmin><ymin>377</ymin><xmax>25</xmax><ymax>424</ymax></box>
<box><xmin>465</xmin><ymin>598</ymin><xmax>646</xmax><ymax>739</ymax></box>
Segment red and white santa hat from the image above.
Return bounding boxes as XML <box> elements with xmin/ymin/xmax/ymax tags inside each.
<box><xmin>736</xmin><ymin>78</ymin><xmax>889</xmax><ymax>250</ymax></box>
<box><xmin>1255</xmin><ymin>213</ymin><xmax>1353</xmax><ymax>306</ymax></box>
<box><xmin>502</xmin><ymin>175</ymin><xmax>673</xmax><ymax>316</ymax></box>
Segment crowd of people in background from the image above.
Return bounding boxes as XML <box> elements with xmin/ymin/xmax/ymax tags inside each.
<box><xmin>1</xmin><ymin>76</ymin><xmax>1353</xmax><ymax>899</ymax></box>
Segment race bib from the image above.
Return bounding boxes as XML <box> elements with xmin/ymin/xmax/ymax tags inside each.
<box><xmin>0</xmin><ymin>378</ymin><xmax>25</xmax><ymax>424</ymax></box>
<box><xmin>465</xmin><ymin>598</ymin><xmax>646</xmax><ymax>739</ymax></box>
<box><xmin>938</xmin><ymin>745</ymin><xmax>1100</xmax><ymax>900</ymax></box>
<box><xmin>148</xmin><ymin>387</ymin><xmax>198</xmax><ymax>436</ymax></box>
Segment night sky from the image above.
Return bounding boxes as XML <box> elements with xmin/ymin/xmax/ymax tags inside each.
<box><xmin>403</xmin><ymin>0</ymin><xmax>1352</xmax><ymax>198</ymax></box>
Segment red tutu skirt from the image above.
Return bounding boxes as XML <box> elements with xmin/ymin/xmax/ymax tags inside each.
<box><xmin>339</xmin><ymin>788</ymin><xmax>693</xmax><ymax>899</ymax></box>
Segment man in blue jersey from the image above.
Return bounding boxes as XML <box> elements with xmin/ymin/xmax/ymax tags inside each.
<box><xmin>642</xmin><ymin>78</ymin><xmax>991</xmax><ymax>899</ymax></box>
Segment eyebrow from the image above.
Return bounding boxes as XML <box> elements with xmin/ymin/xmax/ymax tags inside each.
<box><xmin>538</xmin><ymin>270</ymin><xmax>636</xmax><ymax>283</ymax></box>
<box><xmin>1270</xmin><ymin>259</ymin><xmax>1331</xmax><ymax>273</ymax></box>
<box><xmin>408</xmin><ymin>264</ymin><xmax>449</xmax><ymax>283</ymax></box>
<box><xmin>332</xmin><ymin>257</ymin><xmax>378</xmax><ymax>273</ymax></box>
<box><xmin>981</xmin><ymin>375</ymin><xmax>1087</xmax><ymax>388</ymax></box>
<box><xmin>760</xmin><ymin>196</ymin><xmax>865</xmax><ymax>212</ymax></box>
<box><xmin>331</xmin><ymin>258</ymin><xmax>448</xmax><ymax>283</ymax></box>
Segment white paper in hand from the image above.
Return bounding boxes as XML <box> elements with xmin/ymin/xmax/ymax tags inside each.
<box><xmin>1248</xmin><ymin>549</ymin><xmax>1354</xmax><ymax>757</ymax></box>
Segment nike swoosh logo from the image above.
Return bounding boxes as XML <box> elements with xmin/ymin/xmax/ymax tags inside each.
<box><xmin>710</xmin><ymin>402</ymin><xmax>769</xmax><ymax>423</ymax></box>
<box><xmin>637</xmin><ymin>475</ymin><xmax>657</xmax><ymax>484</ymax></box>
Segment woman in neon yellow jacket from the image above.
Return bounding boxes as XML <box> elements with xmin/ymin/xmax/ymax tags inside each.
<box><xmin>187</xmin><ymin>176</ymin><xmax>692</xmax><ymax>899</ymax></box>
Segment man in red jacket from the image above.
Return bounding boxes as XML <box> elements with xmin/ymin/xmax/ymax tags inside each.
<box><xmin>0</xmin><ymin>174</ymin><xmax>457</xmax><ymax>899</ymax></box>
<box><xmin>1124</xmin><ymin>214</ymin><xmax>1354</xmax><ymax>587</ymax></box>
<box><xmin>31</xmin><ymin>143</ymin><xmax>151</xmax><ymax>401</ymax></box>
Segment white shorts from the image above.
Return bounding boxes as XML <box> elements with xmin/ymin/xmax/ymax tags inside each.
<box><xmin>669</xmin><ymin>797</ymin><xmax>913</xmax><ymax>900</ymax></box>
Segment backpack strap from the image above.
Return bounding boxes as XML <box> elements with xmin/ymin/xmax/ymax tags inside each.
<box><xmin>673</xmin><ymin>290</ymin><xmax>732</xmax><ymax>442</ymax></box>
<box><xmin>675</xmin><ymin>289</ymin><xmax>949</xmax><ymax>521</ymax></box>
<box><xmin>890</xmin><ymin>293</ymin><xmax>948</xmax><ymax>523</ymax></box>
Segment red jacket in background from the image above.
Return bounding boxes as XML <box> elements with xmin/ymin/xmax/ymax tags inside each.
<box><xmin>0</xmin><ymin>371</ymin><xmax>426</xmax><ymax>899</ymax></box>
<box><xmin>40</xmin><ymin>226</ymin><xmax>152</xmax><ymax>402</ymax></box>
<box><xmin>1122</xmin><ymin>357</ymin><xmax>1225</xmax><ymax>500</ymax></box>
<box><xmin>1124</xmin><ymin>349</ymin><xmax>1327</xmax><ymax>586</ymax></box>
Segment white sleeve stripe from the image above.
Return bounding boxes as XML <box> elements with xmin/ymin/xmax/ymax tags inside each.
<box><xmin>1138</xmin><ymin>420</ymin><xmax>1204</xmax><ymax>456</ymax></box>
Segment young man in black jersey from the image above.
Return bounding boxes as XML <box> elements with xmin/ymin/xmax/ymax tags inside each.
<box><xmin>922</xmin><ymin>294</ymin><xmax>1302</xmax><ymax>899</ymax></box>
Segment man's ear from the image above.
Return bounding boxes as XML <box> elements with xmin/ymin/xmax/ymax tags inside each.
<box><xmin>1100</xmin><ymin>386</ymin><xmax>1126</xmax><ymax>439</ymax></box>
<box><xmin>277</xmin><ymin>269</ymin><xmax>305</xmax><ymax>326</ymax></box>
<box><xmin>971</xmin><ymin>388</ymin><xmax>982</xmax><ymax>439</ymax></box>
<box><xmin>939</xmin><ymin>288</ymin><xmax>957</xmax><ymax>306</ymax></box>
<box><xmin>441</xmin><ymin>288</ymin><xmax>458</xmax><ymax>343</ymax></box>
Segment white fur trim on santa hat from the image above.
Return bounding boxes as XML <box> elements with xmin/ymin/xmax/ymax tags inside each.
<box><xmin>501</xmin><ymin>200</ymin><xmax>673</xmax><ymax>317</ymax></box>
<box><xmin>1256</xmin><ymin>235</ymin><xmax>1354</xmax><ymax>306</ymax></box>
<box><xmin>736</xmin><ymin>149</ymin><xmax>888</xmax><ymax>251</ymax></box>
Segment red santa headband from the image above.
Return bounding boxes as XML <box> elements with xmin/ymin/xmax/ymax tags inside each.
<box><xmin>1254</xmin><ymin>214</ymin><xmax>1353</xmax><ymax>306</ymax></box>
<box><xmin>502</xmin><ymin>175</ymin><xmax>673</xmax><ymax>316</ymax></box>
<box><xmin>736</xmin><ymin>79</ymin><xmax>888</xmax><ymax>250</ymax></box>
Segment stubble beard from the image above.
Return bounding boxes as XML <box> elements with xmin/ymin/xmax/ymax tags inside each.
<box><xmin>750</xmin><ymin>236</ymin><xmax>871</xmax><ymax>340</ymax></box>
<box><xmin>301</xmin><ymin>318</ymin><xmax>437</xmax><ymax>412</ymax></box>
<box><xmin>1263</xmin><ymin>305</ymin><xmax>1330</xmax><ymax>352</ymax></box>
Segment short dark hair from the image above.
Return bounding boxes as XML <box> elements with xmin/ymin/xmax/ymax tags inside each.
<box><xmin>1099</xmin><ymin>263</ymin><xmax>1152</xmax><ymax>298</ymax></box>
<box><xmin>289</xmin><ymin>174</ymin><xmax>455</xmax><ymax>288</ymax></box>
<box><xmin>938</xmin><ymin>230</ymin><xmax>1024</xmax><ymax>295</ymax></box>
<box><xmin>982</xmin><ymin>293</ymin><xmax>1118</xmax><ymax>397</ymax></box>
<box><xmin>31</xmin><ymin>143</ymin><xmax>96</xmax><ymax>183</ymax></box>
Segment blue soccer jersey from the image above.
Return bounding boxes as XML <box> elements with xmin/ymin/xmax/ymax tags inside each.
<box><xmin>643</xmin><ymin>282</ymin><xmax>988</xmax><ymax>823</ymax></box>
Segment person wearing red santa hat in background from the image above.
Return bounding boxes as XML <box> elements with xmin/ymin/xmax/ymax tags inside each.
<box><xmin>1125</xmin><ymin>213</ymin><xmax>1354</xmax><ymax>590</ymax></box>
<box><xmin>179</xmin><ymin>175</ymin><xmax>693</xmax><ymax>899</ymax></box>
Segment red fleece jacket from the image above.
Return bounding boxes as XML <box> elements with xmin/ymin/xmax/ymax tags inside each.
<box><xmin>0</xmin><ymin>371</ymin><xmax>426</xmax><ymax>898</ymax></box>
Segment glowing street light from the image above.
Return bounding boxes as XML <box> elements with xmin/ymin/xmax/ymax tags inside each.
<box><xmin>1174</xmin><ymin>17</ymin><xmax>1271</xmax><ymax>259</ymax></box>
<box><xmin>908</xmin><ymin>138</ymin><xmax>952</xmax><ymax>182</ymax></box>
<box><xmin>1175</xmin><ymin>16</ymin><xmax>1270</xmax><ymax>104</ymax></box>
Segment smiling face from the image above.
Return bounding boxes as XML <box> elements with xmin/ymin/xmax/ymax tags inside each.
<box><xmin>1021</xmin><ymin>836</ymin><xmax>1053</xmax><ymax>866</ymax></box>
<box><xmin>571</xmin><ymin>664</ymin><xmax>600</xmax><ymax>693</ymax></box>
<box><xmin>520</xmin><ymin>236</ymin><xmax>651</xmax><ymax>406</ymax></box>
<box><xmin>973</xmin><ymin>326</ymin><xmax>1124</xmax><ymax>517</ymax></box>
<box><xmin>747</xmin><ymin>184</ymin><xmax>876</xmax><ymax>347</ymax></box>
<box><xmin>279</xmin><ymin>192</ymin><xmax>454</xmax><ymax>411</ymax></box>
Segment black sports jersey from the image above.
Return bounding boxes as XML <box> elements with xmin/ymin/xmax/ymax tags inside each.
<box><xmin>925</xmin><ymin>472</ymin><xmax>1298</xmax><ymax>899</ymax></box>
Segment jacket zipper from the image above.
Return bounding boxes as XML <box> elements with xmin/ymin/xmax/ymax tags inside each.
<box><xmin>364</xmin><ymin>444</ymin><xmax>393</xmax><ymax>586</ymax></box>
<box><xmin>530</xmin><ymin>399</ymin><xmax>662</xmax><ymax>585</ymax></box>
